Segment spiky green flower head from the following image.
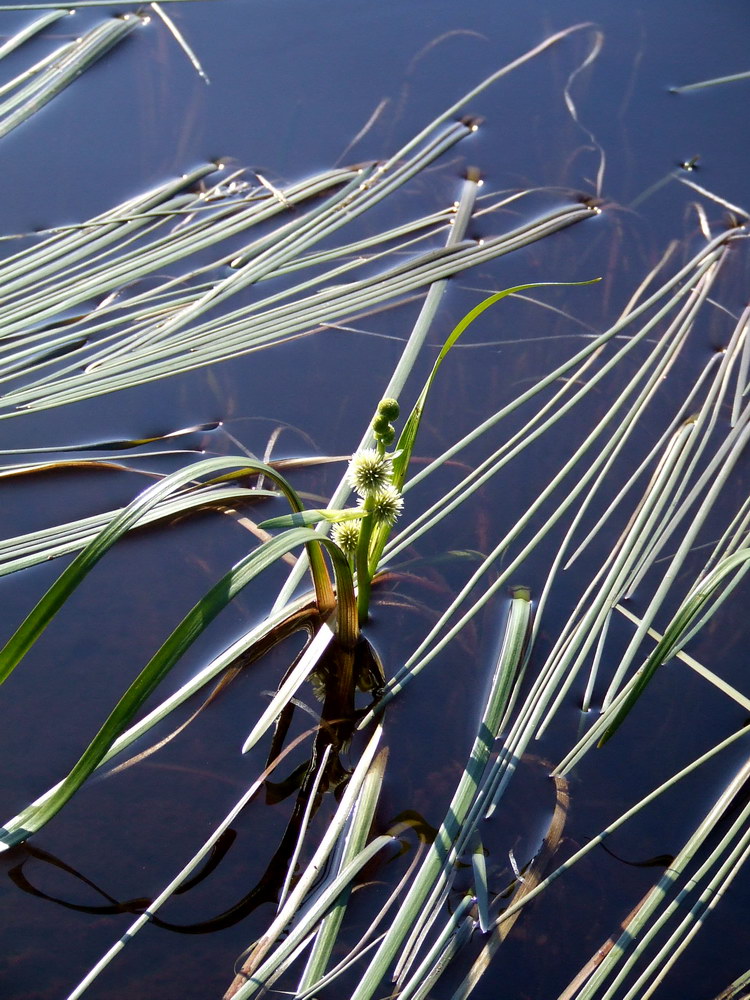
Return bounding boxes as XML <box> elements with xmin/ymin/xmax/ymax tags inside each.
<box><xmin>347</xmin><ymin>448</ymin><xmax>393</xmax><ymax>498</ymax></box>
<box><xmin>331</xmin><ymin>519</ymin><xmax>361</xmax><ymax>554</ymax></box>
<box><xmin>370</xmin><ymin>484</ymin><xmax>404</xmax><ymax>525</ymax></box>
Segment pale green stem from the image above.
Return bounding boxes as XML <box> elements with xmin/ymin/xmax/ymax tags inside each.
<box><xmin>356</xmin><ymin>499</ymin><xmax>376</xmax><ymax>624</ymax></box>
<box><xmin>271</xmin><ymin>169</ymin><xmax>481</xmax><ymax>612</ymax></box>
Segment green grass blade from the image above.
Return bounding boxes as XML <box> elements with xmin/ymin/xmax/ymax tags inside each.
<box><xmin>0</xmin><ymin>593</ymin><xmax>318</xmax><ymax>839</ymax></box>
<box><xmin>348</xmin><ymin>590</ymin><xmax>531</xmax><ymax>1000</ymax></box>
<box><xmin>0</xmin><ymin>525</ymin><xmax>352</xmax><ymax>848</ymax></box>
<box><xmin>366</xmin><ymin>280</ymin><xmax>599</xmax><ymax>576</ymax></box>
<box><xmin>0</xmin><ymin>9</ymin><xmax>67</xmax><ymax>59</ymax></box>
<box><xmin>270</xmin><ymin>168</ymin><xmax>482</xmax><ymax>612</ymax></box>
<box><xmin>391</xmin><ymin>281</ymin><xmax>599</xmax><ymax>491</ymax></box>
<box><xmin>259</xmin><ymin>508</ymin><xmax>366</xmax><ymax>530</ymax></box>
<box><xmin>599</xmin><ymin>548</ymin><xmax>750</xmax><ymax>745</ymax></box>
<box><xmin>297</xmin><ymin>747</ymin><xmax>389</xmax><ymax>992</ymax></box>
<box><xmin>0</xmin><ymin>456</ymin><xmax>329</xmax><ymax>685</ymax></box>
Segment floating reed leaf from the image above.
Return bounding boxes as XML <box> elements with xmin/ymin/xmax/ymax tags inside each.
<box><xmin>5</xmin><ymin>18</ymin><xmax>749</xmax><ymax>997</ymax></box>
<box><xmin>64</xmin><ymin>719</ymin><xmax>347</xmax><ymax>1000</ymax></box>
<box><xmin>0</xmin><ymin>484</ymin><xmax>276</xmax><ymax>577</ymax></box>
<box><xmin>0</xmin><ymin>1</ymin><xmax>203</xmax><ymax>7</ymax></box>
<box><xmin>296</xmin><ymin>747</ymin><xmax>389</xmax><ymax>992</ymax></box>
<box><xmin>564</xmin><ymin>756</ymin><xmax>750</xmax><ymax>1000</ymax></box>
<box><xmin>713</xmin><ymin>968</ymin><xmax>750</xmax><ymax>1000</ymax></box>
<box><xmin>598</xmin><ymin>547</ymin><xmax>750</xmax><ymax>745</ymax></box>
<box><xmin>475</xmin><ymin>724</ymin><xmax>750</xmax><ymax>955</ymax></box>
<box><xmin>398</xmin><ymin>895</ymin><xmax>476</xmax><ymax>1000</ymax></box>
<box><xmin>670</xmin><ymin>69</ymin><xmax>750</xmax><ymax>92</ymax></box>
<box><xmin>0</xmin><ymin>593</ymin><xmax>319</xmax><ymax>840</ymax></box>
<box><xmin>0</xmin><ymin>14</ymin><xmax>142</xmax><ymax>139</ymax></box>
<box><xmin>241</xmin><ymin>624</ymin><xmax>335</xmax><ymax>756</ymax></box>
<box><xmin>451</xmin><ymin>775</ymin><xmax>569</xmax><ymax>1000</ymax></box>
<box><xmin>226</xmin><ymin>727</ymin><xmax>385</xmax><ymax>997</ymax></box>
<box><xmin>347</xmin><ymin>589</ymin><xmax>531</xmax><ymax>1000</ymax></box>
<box><xmin>615</xmin><ymin>603</ymin><xmax>750</xmax><ymax>713</ymax></box>
<box><xmin>0</xmin><ymin>9</ymin><xmax>67</xmax><ymax>59</ymax></box>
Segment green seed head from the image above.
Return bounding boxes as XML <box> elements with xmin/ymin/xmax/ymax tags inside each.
<box><xmin>372</xmin><ymin>414</ymin><xmax>391</xmax><ymax>435</ymax></box>
<box><xmin>377</xmin><ymin>398</ymin><xmax>400</xmax><ymax>421</ymax></box>
<box><xmin>378</xmin><ymin>424</ymin><xmax>395</xmax><ymax>446</ymax></box>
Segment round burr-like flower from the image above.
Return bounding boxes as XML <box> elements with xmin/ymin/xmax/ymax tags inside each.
<box><xmin>347</xmin><ymin>448</ymin><xmax>393</xmax><ymax>498</ymax></box>
<box><xmin>331</xmin><ymin>519</ymin><xmax>361</xmax><ymax>554</ymax></box>
<box><xmin>370</xmin><ymin>485</ymin><xmax>404</xmax><ymax>525</ymax></box>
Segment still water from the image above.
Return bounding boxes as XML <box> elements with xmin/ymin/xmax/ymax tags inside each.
<box><xmin>1</xmin><ymin>2</ymin><xmax>750</xmax><ymax>998</ymax></box>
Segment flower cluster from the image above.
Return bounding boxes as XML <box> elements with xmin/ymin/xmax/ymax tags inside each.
<box><xmin>332</xmin><ymin>398</ymin><xmax>405</xmax><ymax>571</ymax></box>
<box><xmin>341</xmin><ymin>398</ymin><xmax>405</xmax><ymax>621</ymax></box>
<box><xmin>345</xmin><ymin>448</ymin><xmax>404</xmax><ymax>528</ymax></box>
<box><xmin>344</xmin><ymin>397</ymin><xmax>404</xmax><ymax>529</ymax></box>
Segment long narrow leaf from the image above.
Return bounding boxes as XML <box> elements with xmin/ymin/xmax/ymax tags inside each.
<box><xmin>348</xmin><ymin>589</ymin><xmax>531</xmax><ymax>1000</ymax></box>
<box><xmin>0</xmin><ymin>456</ymin><xmax>330</xmax><ymax>685</ymax></box>
<box><xmin>0</xmin><ymin>526</ymin><xmax>352</xmax><ymax>848</ymax></box>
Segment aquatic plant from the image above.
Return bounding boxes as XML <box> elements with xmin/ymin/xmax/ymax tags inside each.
<box><xmin>1</xmin><ymin>9</ymin><xmax>749</xmax><ymax>1000</ymax></box>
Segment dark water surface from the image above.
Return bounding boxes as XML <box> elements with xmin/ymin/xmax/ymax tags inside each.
<box><xmin>1</xmin><ymin>2</ymin><xmax>750</xmax><ymax>999</ymax></box>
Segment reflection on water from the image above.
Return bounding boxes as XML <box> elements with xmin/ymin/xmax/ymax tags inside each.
<box><xmin>1</xmin><ymin>2</ymin><xmax>750</xmax><ymax>998</ymax></box>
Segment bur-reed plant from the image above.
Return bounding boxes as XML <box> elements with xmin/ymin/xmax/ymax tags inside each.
<box><xmin>1</xmin><ymin>12</ymin><xmax>750</xmax><ymax>1000</ymax></box>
